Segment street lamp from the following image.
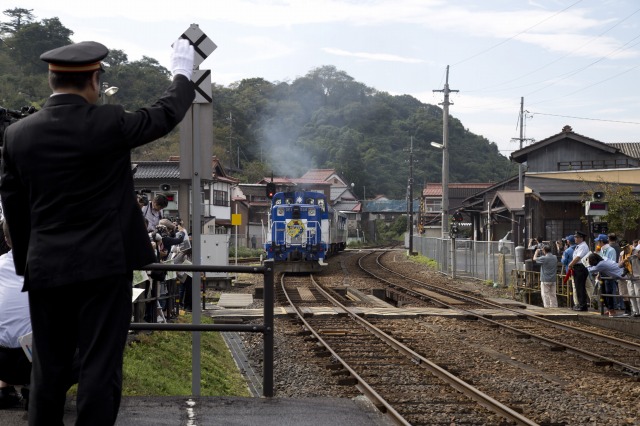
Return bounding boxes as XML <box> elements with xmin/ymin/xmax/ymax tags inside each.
<box><xmin>101</xmin><ymin>82</ymin><xmax>119</xmax><ymax>104</ymax></box>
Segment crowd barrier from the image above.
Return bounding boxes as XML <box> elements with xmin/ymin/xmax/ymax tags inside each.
<box><xmin>412</xmin><ymin>236</ymin><xmax>639</xmax><ymax>314</ymax></box>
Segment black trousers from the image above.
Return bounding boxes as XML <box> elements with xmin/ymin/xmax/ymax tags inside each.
<box><xmin>0</xmin><ymin>346</ymin><xmax>31</xmax><ymax>385</ymax></box>
<box><xmin>573</xmin><ymin>264</ymin><xmax>589</xmax><ymax>307</ymax></box>
<box><xmin>28</xmin><ymin>274</ymin><xmax>132</xmax><ymax>426</ymax></box>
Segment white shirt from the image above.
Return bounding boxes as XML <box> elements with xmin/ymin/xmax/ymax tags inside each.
<box><xmin>0</xmin><ymin>250</ymin><xmax>31</xmax><ymax>348</ymax></box>
<box><xmin>143</xmin><ymin>204</ymin><xmax>162</xmax><ymax>232</ymax></box>
<box><xmin>573</xmin><ymin>241</ymin><xmax>589</xmax><ymax>261</ymax></box>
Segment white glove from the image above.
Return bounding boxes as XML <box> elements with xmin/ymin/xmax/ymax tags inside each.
<box><xmin>170</xmin><ymin>39</ymin><xmax>195</xmax><ymax>80</ymax></box>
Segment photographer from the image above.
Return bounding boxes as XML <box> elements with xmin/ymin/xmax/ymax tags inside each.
<box><xmin>143</xmin><ymin>194</ymin><xmax>168</xmax><ymax>232</ymax></box>
<box><xmin>146</xmin><ymin>220</ymin><xmax>187</xmax><ymax>322</ymax></box>
<box><xmin>533</xmin><ymin>244</ymin><xmax>559</xmax><ymax>308</ymax></box>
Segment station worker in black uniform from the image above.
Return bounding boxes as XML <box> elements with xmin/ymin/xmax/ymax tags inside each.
<box><xmin>0</xmin><ymin>39</ymin><xmax>195</xmax><ymax>425</ymax></box>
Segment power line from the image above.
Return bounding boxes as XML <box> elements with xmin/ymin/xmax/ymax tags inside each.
<box><xmin>451</xmin><ymin>0</ymin><xmax>584</xmax><ymax>67</ymax></box>
<box><xmin>523</xmin><ymin>33</ymin><xmax>640</xmax><ymax>99</ymax></box>
<box><xmin>530</xmin><ymin>112</ymin><xmax>640</xmax><ymax>125</ymax></box>
<box><xmin>464</xmin><ymin>6</ymin><xmax>640</xmax><ymax>94</ymax></box>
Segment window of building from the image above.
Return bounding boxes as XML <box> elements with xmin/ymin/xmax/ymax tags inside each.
<box><xmin>424</xmin><ymin>199</ymin><xmax>441</xmax><ymax>212</ymax></box>
<box><xmin>213</xmin><ymin>190</ymin><xmax>228</xmax><ymax>207</ymax></box>
<box><xmin>545</xmin><ymin>219</ymin><xmax>581</xmax><ymax>242</ymax></box>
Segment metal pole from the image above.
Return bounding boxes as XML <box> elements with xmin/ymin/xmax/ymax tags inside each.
<box><xmin>433</xmin><ymin>65</ymin><xmax>458</xmax><ymax>240</ymax></box>
<box><xmin>518</xmin><ymin>97</ymin><xmax>524</xmax><ymax>192</ymax></box>
<box><xmin>263</xmin><ymin>259</ymin><xmax>274</xmax><ymax>397</ymax></box>
<box><xmin>487</xmin><ymin>201</ymin><xmax>491</xmax><ymax>281</ymax></box>
<box><xmin>452</xmin><ymin>236</ymin><xmax>457</xmax><ymax>279</ymax></box>
<box><xmin>408</xmin><ymin>137</ymin><xmax>415</xmax><ymax>255</ymax></box>
<box><xmin>234</xmin><ymin>204</ymin><xmax>238</xmax><ymax>265</ymax></box>
<box><xmin>433</xmin><ymin>66</ymin><xmax>459</xmax><ymax>278</ymax></box>
<box><xmin>191</xmin><ymin>104</ymin><xmax>202</xmax><ymax>396</ymax></box>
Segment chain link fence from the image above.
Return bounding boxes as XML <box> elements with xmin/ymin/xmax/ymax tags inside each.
<box><xmin>413</xmin><ymin>236</ymin><xmax>518</xmax><ymax>287</ymax></box>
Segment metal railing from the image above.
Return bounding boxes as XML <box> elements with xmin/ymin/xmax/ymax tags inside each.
<box><xmin>130</xmin><ymin>260</ymin><xmax>274</xmax><ymax>397</ymax></box>
<box><xmin>510</xmin><ymin>269</ymin><xmax>572</xmax><ymax>307</ymax></box>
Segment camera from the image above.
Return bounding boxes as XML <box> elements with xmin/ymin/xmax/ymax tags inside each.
<box><xmin>135</xmin><ymin>188</ymin><xmax>151</xmax><ymax>206</ymax></box>
<box><xmin>0</xmin><ymin>106</ymin><xmax>37</xmax><ymax>147</ymax></box>
<box><xmin>155</xmin><ymin>224</ymin><xmax>170</xmax><ymax>238</ymax></box>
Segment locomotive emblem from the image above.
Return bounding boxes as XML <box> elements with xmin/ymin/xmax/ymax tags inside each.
<box><xmin>286</xmin><ymin>219</ymin><xmax>305</xmax><ymax>238</ymax></box>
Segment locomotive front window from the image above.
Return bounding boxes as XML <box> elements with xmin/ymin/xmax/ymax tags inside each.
<box><xmin>306</xmin><ymin>198</ymin><xmax>314</xmax><ymax>204</ymax></box>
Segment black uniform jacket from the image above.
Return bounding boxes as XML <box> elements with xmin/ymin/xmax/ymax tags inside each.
<box><xmin>0</xmin><ymin>75</ymin><xmax>195</xmax><ymax>291</ymax></box>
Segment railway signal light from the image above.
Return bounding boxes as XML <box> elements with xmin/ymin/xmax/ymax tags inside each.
<box><xmin>266</xmin><ymin>182</ymin><xmax>276</xmax><ymax>199</ymax></box>
<box><xmin>453</xmin><ymin>210</ymin><xmax>464</xmax><ymax>222</ymax></box>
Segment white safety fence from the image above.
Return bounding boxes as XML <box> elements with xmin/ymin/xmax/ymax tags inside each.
<box><xmin>413</xmin><ymin>236</ymin><xmax>518</xmax><ymax>286</ymax></box>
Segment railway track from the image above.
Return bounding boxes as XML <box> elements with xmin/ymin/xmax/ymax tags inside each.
<box><xmin>281</xmin><ymin>273</ymin><xmax>538</xmax><ymax>425</ymax></box>
<box><xmin>360</xmin><ymin>250</ymin><xmax>640</xmax><ymax>377</ymax></box>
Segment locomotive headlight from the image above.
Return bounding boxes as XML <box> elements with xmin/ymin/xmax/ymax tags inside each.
<box><xmin>308</xmin><ymin>208</ymin><xmax>316</xmax><ymax>216</ymax></box>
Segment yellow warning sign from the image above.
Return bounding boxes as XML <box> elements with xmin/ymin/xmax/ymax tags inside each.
<box><xmin>286</xmin><ymin>219</ymin><xmax>305</xmax><ymax>238</ymax></box>
<box><xmin>231</xmin><ymin>213</ymin><xmax>242</xmax><ymax>226</ymax></box>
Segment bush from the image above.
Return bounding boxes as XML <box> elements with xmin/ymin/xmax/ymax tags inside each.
<box><xmin>409</xmin><ymin>254</ymin><xmax>438</xmax><ymax>269</ymax></box>
<box><xmin>229</xmin><ymin>246</ymin><xmax>265</xmax><ymax>258</ymax></box>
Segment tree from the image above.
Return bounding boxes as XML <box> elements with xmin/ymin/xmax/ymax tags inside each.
<box><xmin>1</xmin><ymin>8</ymin><xmax>35</xmax><ymax>35</ymax></box>
<box><xmin>103</xmin><ymin>49</ymin><xmax>129</xmax><ymax>68</ymax></box>
<box><xmin>9</xmin><ymin>18</ymin><xmax>73</xmax><ymax>74</ymax></box>
<box><xmin>587</xmin><ymin>182</ymin><xmax>640</xmax><ymax>236</ymax></box>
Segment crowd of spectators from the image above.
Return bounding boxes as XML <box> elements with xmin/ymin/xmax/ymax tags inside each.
<box><xmin>534</xmin><ymin>231</ymin><xmax>640</xmax><ymax>317</ymax></box>
<box><xmin>140</xmin><ymin>197</ymin><xmax>192</xmax><ymax>323</ymax></box>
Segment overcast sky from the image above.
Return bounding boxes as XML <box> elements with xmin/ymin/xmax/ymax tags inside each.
<box><xmin>8</xmin><ymin>0</ymin><xmax>640</xmax><ymax>156</ymax></box>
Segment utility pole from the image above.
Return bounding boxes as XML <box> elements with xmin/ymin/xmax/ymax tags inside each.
<box><xmin>227</xmin><ymin>112</ymin><xmax>233</xmax><ymax>168</ymax></box>
<box><xmin>518</xmin><ymin>97</ymin><xmax>524</xmax><ymax>191</ymax></box>
<box><xmin>433</xmin><ymin>66</ymin><xmax>458</xmax><ymax>277</ymax></box>
<box><xmin>405</xmin><ymin>136</ymin><xmax>418</xmax><ymax>255</ymax></box>
<box><xmin>511</xmin><ymin>97</ymin><xmax>535</xmax><ymax>190</ymax></box>
<box><xmin>510</xmin><ymin>97</ymin><xmax>534</xmax><ymax>247</ymax></box>
<box><xmin>433</xmin><ymin>65</ymin><xmax>458</xmax><ymax>240</ymax></box>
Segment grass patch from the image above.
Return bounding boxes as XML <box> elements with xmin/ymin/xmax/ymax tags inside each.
<box><xmin>122</xmin><ymin>314</ymin><xmax>251</xmax><ymax>397</ymax></box>
<box><xmin>408</xmin><ymin>254</ymin><xmax>439</xmax><ymax>269</ymax></box>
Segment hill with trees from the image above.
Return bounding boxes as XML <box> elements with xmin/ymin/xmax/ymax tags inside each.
<box><xmin>1</xmin><ymin>7</ymin><xmax>517</xmax><ymax>199</ymax></box>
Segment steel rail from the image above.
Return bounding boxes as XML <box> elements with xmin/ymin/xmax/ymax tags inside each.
<box><xmin>298</xmin><ymin>274</ymin><xmax>539</xmax><ymax>425</ymax></box>
<box><xmin>372</xmin><ymin>250</ymin><xmax>640</xmax><ymax>351</ymax></box>
<box><xmin>280</xmin><ymin>274</ymin><xmax>412</xmax><ymax>426</ymax></box>
<box><xmin>365</xmin><ymin>251</ymin><xmax>640</xmax><ymax>376</ymax></box>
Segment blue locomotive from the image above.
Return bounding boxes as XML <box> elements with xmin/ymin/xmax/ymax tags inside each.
<box><xmin>265</xmin><ymin>190</ymin><xmax>347</xmax><ymax>272</ymax></box>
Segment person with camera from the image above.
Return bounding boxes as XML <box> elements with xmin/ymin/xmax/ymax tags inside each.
<box><xmin>143</xmin><ymin>193</ymin><xmax>168</xmax><ymax>232</ymax></box>
<box><xmin>0</xmin><ymin>39</ymin><xmax>195</xmax><ymax>425</ymax></box>
<box><xmin>533</xmin><ymin>244</ymin><xmax>559</xmax><ymax>308</ymax></box>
